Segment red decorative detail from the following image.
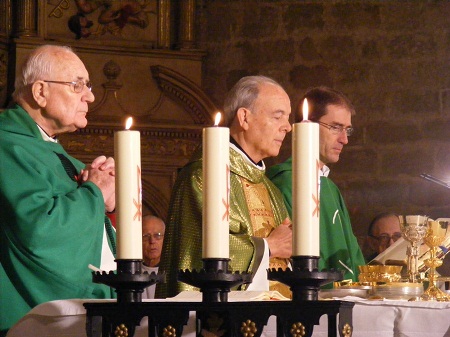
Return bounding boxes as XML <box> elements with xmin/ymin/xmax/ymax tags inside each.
<box><xmin>133</xmin><ymin>165</ymin><xmax>142</xmax><ymax>221</ymax></box>
<box><xmin>222</xmin><ymin>164</ymin><xmax>230</xmax><ymax>221</ymax></box>
<box><xmin>312</xmin><ymin>159</ymin><xmax>320</xmax><ymax>217</ymax></box>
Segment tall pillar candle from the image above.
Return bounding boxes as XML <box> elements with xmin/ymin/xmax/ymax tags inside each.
<box><xmin>114</xmin><ymin>117</ymin><xmax>143</xmax><ymax>259</ymax></box>
<box><xmin>292</xmin><ymin>99</ymin><xmax>320</xmax><ymax>256</ymax></box>
<box><xmin>202</xmin><ymin>112</ymin><xmax>230</xmax><ymax>259</ymax></box>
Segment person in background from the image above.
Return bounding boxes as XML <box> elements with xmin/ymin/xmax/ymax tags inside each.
<box><xmin>267</xmin><ymin>86</ymin><xmax>365</xmax><ymax>283</ymax></box>
<box><xmin>141</xmin><ymin>215</ymin><xmax>165</xmax><ymax>299</ymax></box>
<box><xmin>365</xmin><ymin>212</ymin><xmax>402</xmax><ymax>262</ymax></box>
<box><xmin>0</xmin><ymin>45</ymin><xmax>116</xmax><ymax>335</ymax></box>
<box><xmin>157</xmin><ymin>75</ymin><xmax>293</xmax><ymax>299</ymax></box>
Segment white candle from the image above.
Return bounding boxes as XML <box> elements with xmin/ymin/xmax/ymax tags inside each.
<box><xmin>114</xmin><ymin>117</ymin><xmax>143</xmax><ymax>259</ymax></box>
<box><xmin>202</xmin><ymin>112</ymin><xmax>230</xmax><ymax>258</ymax></box>
<box><xmin>292</xmin><ymin>99</ymin><xmax>320</xmax><ymax>256</ymax></box>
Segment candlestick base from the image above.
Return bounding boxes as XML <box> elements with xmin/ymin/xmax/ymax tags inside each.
<box><xmin>268</xmin><ymin>256</ymin><xmax>343</xmax><ymax>301</ymax></box>
<box><xmin>92</xmin><ymin>259</ymin><xmax>165</xmax><ymax>303</ymax></box>
<box><xmin>178</xmin><ymin>258</ymin><xmax>252</xmax><ymax>302</ymax></box>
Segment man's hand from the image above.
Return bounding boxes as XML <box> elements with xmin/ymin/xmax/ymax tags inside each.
<box><xmin>266</xmin><ymin>217</ymin><xmax>292</xmax><ymax>259</ymax></box>
<box><xmin>82</xmin><ymin>156</ymin><xmax>116</xmax><ymax>212</ymax></box>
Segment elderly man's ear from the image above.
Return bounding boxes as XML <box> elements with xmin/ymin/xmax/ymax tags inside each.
<box><xmin>236</xmin><ymin>107</ymin><xmax>250</xmax><ymax>130</ymax></box>
<box><xmin>31</xmin><ymin>81</ymin><xmax>49</xmax><ymax>108</ymax></box>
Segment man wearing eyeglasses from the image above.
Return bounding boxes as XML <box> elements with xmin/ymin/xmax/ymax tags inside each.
<box><xmin>365</xmin><ymin>212</ymin><xmax>402</xmax><ymax>261</ymax></box>
<box><xmin>267</xmin><ymin>86</ymin><xmax>365</xmax><ymax>284</ymax></box>
<box><xmin>141</xmin><ymin>215</ymin><xmax>165</xmax><ymax>299</ymax></box>
<box><xmin>0</xmin><ymin>45</ymin><xmax>116</xmax><ymax>334</ymax></box>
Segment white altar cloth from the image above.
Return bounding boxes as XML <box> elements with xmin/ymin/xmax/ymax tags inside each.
<box><xmin>7</xmin><ymin>295</ymin><xmax>450</xmax><ymax>337</ymax></box>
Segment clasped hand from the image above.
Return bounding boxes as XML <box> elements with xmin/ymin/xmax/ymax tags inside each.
<box><xmin>266</xmin><ymin>218</ymin><xmax>292</xmax><ymax>259</ymax></box>
<box><xmin>79</xmin><ymin>156</ymin><xmax>115</xmax><ymax>212</ymax></box>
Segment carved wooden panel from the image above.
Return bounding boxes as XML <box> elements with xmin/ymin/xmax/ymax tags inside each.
<box><xmin>1</xmin><ymin>0</ymin><xmax>216</xmax><ymax>221</ymax></box>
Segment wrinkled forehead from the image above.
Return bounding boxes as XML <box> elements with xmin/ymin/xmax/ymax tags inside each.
<box><xmin>53</xmin><ymin>51</ymin><xmax>89</xmax><ymax>79</ymax></box>
<box><xmin>143</xmin><ymin>220</ymin><xmax>165</xmax><ymax>233</ymax></box>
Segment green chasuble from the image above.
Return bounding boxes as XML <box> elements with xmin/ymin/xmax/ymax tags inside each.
<box><xmin>267</xmin><ymin>157</ymin><xmax>365</xmax><ymax>283</ymax></box>
<box><xmin>157</xmin><ymin>145</ymin><xmax>290</xmax><ymax>299</ymax></box>
<box><xmin>0</xmin><ymin>105</ymin><xmax>116</xmax><ymax>334</ymax></box>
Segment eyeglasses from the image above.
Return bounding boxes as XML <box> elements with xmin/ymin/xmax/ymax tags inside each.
<box><xmin>370</xmin><ymin>232</ymin><xmax>402</xmax><ymax>245</ymax></box>
<box><xmin>142</xmin><ymin>233</ymin><xmax>164</xmax><ymax>241</ymax></box>
<box><xmin>317</xmin><ymin>121</ymin><xmax>354</xmax><ymax>137</ymax></box>
<box><xmin>43</xmin><ymin>79</ymin><xmax>92</xmax><ymax>93</ymax></box>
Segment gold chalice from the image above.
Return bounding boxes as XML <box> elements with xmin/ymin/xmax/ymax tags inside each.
<box><xmin>399</xmin><ymin>215</ymin><xmax>428</xmax><ymax>283</ymax></box>
<box><xmin>421</xmin><ymin>220</ymin><xmax>450</xmax><ymax>301</ymax></box>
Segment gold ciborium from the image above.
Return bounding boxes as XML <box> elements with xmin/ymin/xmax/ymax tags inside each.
<box><xmin>358</xmin><ymin>265</ymin><xmax>403</xmax><ymax>283</ymax></box>
<box><xmin>421</xmin><ymin>220</ymin><xmax>450</xmax><ymax>301</ymax></box>
<box><xmin>399</xmin><ymin>215</ymin><xmax>428</xmax><ymax>283</ymax></box>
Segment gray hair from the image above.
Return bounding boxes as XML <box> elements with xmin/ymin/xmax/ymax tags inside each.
<box><xmin>12</xmin><ymin>45</ymin><xmax>75</xmax><ymax>102</ymax></box>
<box><xmin>222</xmin><ymin>75</ymin><xmax>284</xmax><ymax>127</ymax></box>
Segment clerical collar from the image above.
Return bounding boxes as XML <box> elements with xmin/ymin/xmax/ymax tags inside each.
<box><xmin>229</xmin><ymin>137</ymin><xmax>265</xmax><ymax>169</ymax></box>
<box><xmin>36</xmin><ymin>124</ymin><xmax>58</xmax><ymax>143</ymax></box>
<box><xmin>320</xmin><ymin>165</ymin><xmax>330</xmax><ymax>177</ymax></box>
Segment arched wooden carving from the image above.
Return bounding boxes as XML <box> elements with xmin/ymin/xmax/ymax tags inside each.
<box><xmin>151</xmin><ymin>65</ymin><xmax>217</xmax><ymax>125</ymax></box>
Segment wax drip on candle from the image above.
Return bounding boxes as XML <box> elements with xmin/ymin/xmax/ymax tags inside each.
<box><xmin>214</xmin><ymin>112</ymin><xmax>222</xmax><ymax>126</ymax></box>
<box><xmin>125</xmin><ymin>117</ymin><xmax>133</xmax><ymax>130</ymax></box>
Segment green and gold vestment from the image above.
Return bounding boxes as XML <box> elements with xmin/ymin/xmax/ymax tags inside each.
<box><xmin>157</xmin><ymin>144</ymin><xmax>290</xmax><ymax>298</ymax></box>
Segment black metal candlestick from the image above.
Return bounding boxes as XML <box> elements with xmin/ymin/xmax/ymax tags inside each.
<box><xmin>268</xmin><ymin>256</ymin><xmax>343</xmax><ymax>301</ymax></box>
<box><xmin>92</xmin><ymin>259</ymin><xmax>165</xmax><ymax>303</ymax></box>
<box><xmin>177</xmin><ymin>258</ymin><xmax>253</xmax><ymax>302</ymax></box>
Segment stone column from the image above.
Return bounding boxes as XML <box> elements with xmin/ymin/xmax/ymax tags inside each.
<box><xmin>157</xmin><ymin>0</ymin><xmax>171</xmax><ymax>49</ymax></box>
<box><xmin>180</xmin><ymin>0</ymin><xmax>196</xmax><ymax>49</ymax></box>
<box><xmin>14</xmin><ymin>0</ymin><xmax>37</xmax><ymax>37</ymax></box>
<box><xmin>0</xmin><ymin>0</ymin><xmax>12</xmax><ymax>38</ymax></box>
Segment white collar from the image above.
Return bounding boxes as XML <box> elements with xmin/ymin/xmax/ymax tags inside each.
<box><xmin>229</xmin><ymin>143</ymin><xmax>266</xmax><ymax>171</ymax></box>
<box><xmin>320</xmin><ymin>165</ymin><xmax>330</xmax><ymax>177</ymax></box>
<box><xmin>37</xmin><ymin>124</ymin><xmax>58</xmax><ymax>143</ymax></box>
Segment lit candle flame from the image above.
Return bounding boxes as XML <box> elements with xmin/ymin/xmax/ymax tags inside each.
<box><xmin>125</xmin><ymin>117</ymin><xmax>133</xmax><ymax>130</ymax></box>
<box><xmin>302</xmin><ymin>98</ymin><xmax>309</xmax><ymax>121</ymax></box>
<box><xmin>214</xmin><ymin>112</ymin><xmax>222</xmax><ymax>126</ymax></box>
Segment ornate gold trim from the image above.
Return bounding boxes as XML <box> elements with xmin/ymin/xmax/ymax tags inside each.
<box><xmin>342</xmin><ymin>323</ymin><xmax>352</xmax><ymax>337</ymax></box>
<box><xmin>290</xmin><ymin>322</ymin><xmax>306</xmax><ymax>337</ymax></box>
<box><xmin>114</xmin><ymin>323</ymin><xmax>129</xmax><ymax>337</ymax></box>
<box><xmin>162</xmin><ymin>324</ymin><xmax>176</xmax><ymax>337</ymax></box>
<box><xmin>240</xmin><ymin>319</ymin><xmax>257</xmax><ymax>337</ymax></box>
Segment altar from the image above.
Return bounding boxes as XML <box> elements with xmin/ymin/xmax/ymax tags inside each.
<box><xmin>6</xmin><ymin>294</ymin><xmax>450</xmax><ymax>337</ymax></box>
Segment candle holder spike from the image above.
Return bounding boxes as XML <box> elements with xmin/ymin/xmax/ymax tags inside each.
<box><xmin>178</xmin><ymin>258</ymin><xmax>253</xmax><ymax>303</ymax></box>
<box><xmin>268</xmin><ymin>256</ymin><xmax>343</xmax><ymax>301</ymax></box>
<box><xmin>92</xmin><ymin>259</ymin><xmax>165</xmax><ymax>303</ymax></box>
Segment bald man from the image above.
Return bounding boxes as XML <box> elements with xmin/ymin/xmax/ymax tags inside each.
<box><xmin>141</xmin><ymin>215</ymin><xmax>165</xmax><ymax>299</ymax></box>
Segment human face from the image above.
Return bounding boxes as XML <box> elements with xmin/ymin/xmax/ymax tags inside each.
<box><xmin>243</xmin><ymin>83</ymin><xmax>291</xmax><ymax>163</ymax></box>
<box><xmin>317</xmin><ymin>104</ymin><xmax>352</xmax><ymax>167</ymax></box>
<box><xmin>41</xmin><ymin>51</ymin><xmax>95</xmax><ymax>136</ymax></box>
<box><xmin>142</xmin><ymin>217</ymin><xmax>165</xmax><ymax>267</ymax></box>
<box><xmin>370</xmin><ymin>215</ymin><xmax>402</xmax><ymax>254</ymax></box>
